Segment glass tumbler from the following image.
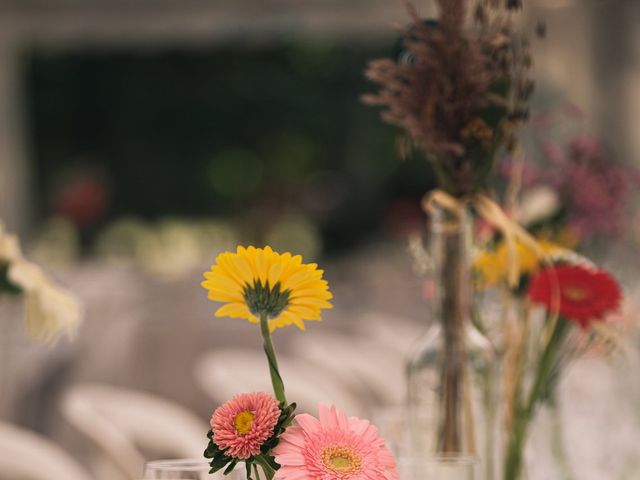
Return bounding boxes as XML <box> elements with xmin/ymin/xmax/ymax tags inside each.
<box><xmin>143</xmin><ymin>459</ymin><xmax>244</xmax><ymax>479</ymax></box>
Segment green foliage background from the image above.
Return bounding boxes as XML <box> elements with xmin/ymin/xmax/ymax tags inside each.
<box><xmin>25</xmin><ymin>40</ymin><xmax>437</xmax><ymax>251</ymax></box>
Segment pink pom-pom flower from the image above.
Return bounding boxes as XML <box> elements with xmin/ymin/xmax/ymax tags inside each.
<box><xmin>210</xmin><ymin>392</ymin><xmax>281</xmax><ymax>459</ymax></box>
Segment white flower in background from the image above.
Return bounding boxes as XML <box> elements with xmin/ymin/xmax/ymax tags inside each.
<box><xmin>0</xmin><ymin>225</ymin><xmax>21</xmax><ymax>263</ymax></box>
<box><xmin>7</xmin><ymin>259</ymin><xmax>46</xmax><ymax>291</ymax></box>
<box><xmin>96</xmin><ymin>217</ymin><xmax>237</xmax><ymax>279</ymax></box>
<box><xmin>0</xmin><ymin>223</ymin><xmax>82</xmax><ymax>344</ymax></box>
<box><xmin>23</xmin><ymin>278</ymin><xmax>82</xmax><ymax>343</ymax></box>
<box><xmin>517</xmin><ymin>185</ymin><xmax>561</xmax><ymax>226</ymax></box>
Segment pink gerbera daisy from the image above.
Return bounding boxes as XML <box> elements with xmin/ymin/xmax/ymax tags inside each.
<box><xmin>273</xmin><ymin>404</ymin><xmax>399</xmax><ymax>480</ymax></box>
<box><xmin>210</xmin><ymin>392</ymin><xmax>281</xmax><ymax>459</ymax></box>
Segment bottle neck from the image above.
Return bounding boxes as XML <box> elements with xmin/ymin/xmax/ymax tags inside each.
<box><xmin>428</xmin><ymin>207</ymin><xmax>473</xmax><ymax>331</ymax></box>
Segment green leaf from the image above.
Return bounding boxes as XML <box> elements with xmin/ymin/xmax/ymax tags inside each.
<box><xmin>264</xmin><ymin>455</ymin><xmax>280</xmax><ymax>471</ymax></box>
<box><xmin>223</xmin><ymin>459</ymin><xmax>238</xmax><ymax>475</ymax></box>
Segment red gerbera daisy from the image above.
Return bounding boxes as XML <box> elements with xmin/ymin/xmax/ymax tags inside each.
<box><xmin>527</xmin><ymin>264</ymin><xmax>622</xmax><ymax>329</ymax></box>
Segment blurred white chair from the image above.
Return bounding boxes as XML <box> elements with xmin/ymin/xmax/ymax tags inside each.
<box><xmin>60</xmin><ymin>383</ymin><xmax>208</xmax><ymax>480</ymax></box>
<box><xmin>355</xmin><ymin>311</ymin><xmax>422</xmax><ymax>355</ymax></box>
<box><xmin>194</xmin><ymin>349</ymin><xmax>365</xmax><ymax>416</ymax></box>
<box><xmin>0</xmin><ymin>421</ymin><xmax>90</xmax><ymax>480</ymax></box>
<box><xmin>291</xmin><ymin>331</ymin><xmax>406</xmax><ymax>406</ymax></box>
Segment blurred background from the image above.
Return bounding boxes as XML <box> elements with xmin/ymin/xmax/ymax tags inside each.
<box><xmin>1</xmin><ymin>0</ymin><xmax>640</xmax><ymax>479</ymax></box>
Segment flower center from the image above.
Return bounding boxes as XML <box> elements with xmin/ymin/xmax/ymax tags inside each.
<box><xmin>243</xmin><ymin>280</ymin><xmax>291</xmax><ymax>318</ymax></box>
<box><xmin>563</xmin><ymin>286</ymin><xmax>587</xmax><ymax>301</ymax></box>
<box><xmin>321</xmin><ymin>445</ymin><xmax>362</xmax><ymax>476</ymax></box>
<box><xmin>233</xmin><ymin>410</ymin><xmax>255</xmax><ymax>435</ymax></box>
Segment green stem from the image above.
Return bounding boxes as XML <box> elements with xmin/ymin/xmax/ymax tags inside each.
<box><xmin>549</xmin><ymin>395</ymin><xmax>574</xmax><ymax>480</ymax></box>
<box><xmin>481</xmin><ymin>359</ymin><xmax>497</xmax><ymax>480</ymax></box>
<box><xmin>254</xmin><ymin>456</ymin><xmax>276</xmax><ymax>480</ymax></box>
<box><xmin>259</xmin><ymin>312</ymin><xmax>287</xmax><ymax>405</ymax></box>
<box><xmin>504</xmin><ymin>319</ymin><xmax>569</xmax><ymax>480</ymax></box>
<box><xmin>504</xmin><ymin>410</ymin><xmax>529</xmax><ymax>480</ymax></box>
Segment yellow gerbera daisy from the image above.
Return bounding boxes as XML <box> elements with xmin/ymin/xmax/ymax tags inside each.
<box><xmin>474</xmin><ymin>240</ymin><xmax>564</xmax><ymax>288</ymax></box>
<box><xmin>201</xmin><ymin>246</ymin><xmax>333</xmax><ymax>331</ymax></box>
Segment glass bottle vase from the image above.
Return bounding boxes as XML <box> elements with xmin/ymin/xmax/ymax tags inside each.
<box><xmin>398</xmin><ymin>454</ymin><xmax>480</xmax><ymax>480</ymax></box>
<box><xmin>407</xmin><ymin>205</ymin><xmax>496</xmax><ymax>479</ymax></box>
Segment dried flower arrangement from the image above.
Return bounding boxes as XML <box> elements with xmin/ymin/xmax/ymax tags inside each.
<box><xmin>363</xmin><ymin>0</ymin><xmax>534</xmax><ymax>196</ymax></box>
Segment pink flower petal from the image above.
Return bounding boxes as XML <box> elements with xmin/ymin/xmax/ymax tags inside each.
<box><xmin>294</xmin><ymin>413</ymin><xmax>322</xmax><ymax>434</ymax></box>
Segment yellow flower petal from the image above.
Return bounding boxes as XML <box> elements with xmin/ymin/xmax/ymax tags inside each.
<box><xmin>278</xmin><ymin>254</ymin><xmax>303</xmax><ymax>284</ymax></box>
<box><xmin>203</xmin><ymin>270</ymin><xmax>243</xmax><ymax>293</ymax></box>
<box><xmin>255</xmin><ymin>249</ymin><xmax>269</xmax><ymax>285</ymax></box>
<box><xmin>267</xmin><ymin>263</ymin><xmax>284</xmax><ymax>288</ymax></box>
<box><xmin>289</xmin><ymin>277</ymin><xmax>327</xmax><ymax>293</ymax></box>
<box><xmin>289</xmin><ymin>291</ymin><xmax>333</xmax><ymax>302</ymax></box>
<box><xmin>245</xmin><ymin>246</ymin><xmax>258</xmax><ymax>270</ymax></box>
<box><xmin>282</xmin><ymin>270</ymin><xmax>314</xmax><ymax>291</ymax></box>
<box><xmin>292</xmin><ymin>317</ymin><xmax>306</xmax><ymax>330</ymax></box>
<box><xmin>215</xmin><ymin>303</ymin><xmax>250</xmax><ymax>318</ymax></box>
<box><xmin>286</xmin><ymin>305</ymin><xmax>322</xmax><ymax>319</ymax></box>
<box><xmin>206</xmin><ymin>288</ymin><xmax>244</xmax><ymax>303</ymax></box>
<box><xmin>217</xmin><ymin>253</ymin><xmax>250</xmax><ymax>286</ymax></box>
<box><xmin>231</xmin><ymin>255</ymin><xmax>255</xmax><ymax>286</ymax></box>
<box><xmin>290</xmin><ymin>297</ymin><xmax>333</xmax><ymax>309</ymax></box>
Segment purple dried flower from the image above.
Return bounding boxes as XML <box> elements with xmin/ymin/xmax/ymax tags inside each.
<box><xmin>543</xmin><ymin>135</ymin><xmax>638</xmax><ymax>238</ymax></box>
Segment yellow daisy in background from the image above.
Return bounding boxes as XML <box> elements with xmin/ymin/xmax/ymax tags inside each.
<box><xmin>474</xmin><ymin>239</ymin><xmax>565</xmax><ymax>288</ymax></box>
<box><xmin>202</xmin><ymin>246</ymin><xmax>333</xmax><ymax>331</ymax></box>
<box><xmin>538</xmin><ymin>226</ymin><xmax>581</xmax><ymax>250</ymax></box>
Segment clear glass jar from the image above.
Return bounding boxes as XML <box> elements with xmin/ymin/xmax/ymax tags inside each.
<box><xmin>407</xmin><ymin>206</ymin><xmax>496</xmax><ymax>479</ymax></box>
<box><xmin>398</xmin><ymin>454</ymin><xmax>480</xmax><ymax>480</ymax></box>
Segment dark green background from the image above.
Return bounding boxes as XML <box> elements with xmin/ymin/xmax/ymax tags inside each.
<box><xmin>25</xmin><ymin>40</ymin><xmax>437</xmax><ymax>251</ymax></box>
